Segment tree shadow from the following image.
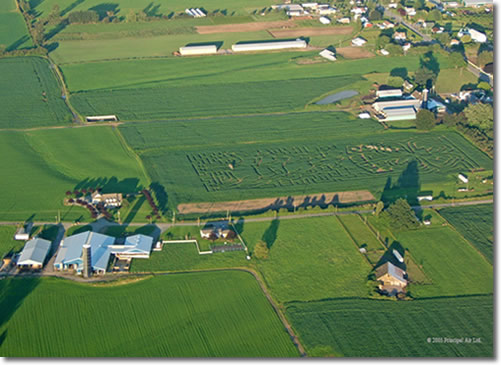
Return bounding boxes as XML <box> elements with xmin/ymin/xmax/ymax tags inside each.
<box><xmin>262</xmin><ymin>219</ymin><xmax>279</xmax><ymax>249</ymax></box>
<box><xmin>74</xmin><ymin>177</ymin><xmax>142</xmax><ymax>194</ymax></box>
<box><xmin>390</xmin><ymin>67</ymin><xmax>408</xmax><ymax>80</ymax></box>
<box><xmin>60</xmin><ymin>0</ymin><xmax>85</xmax><ymax>16</ymax></box>
<box><xmin>143</xmin><ymin>2</ymin><xmax>161</xmax><ymax>17</ymax></box>
<box><xmin>149</xmin><ymin>182</ymin><xmax>167</xmax><ymax>214</ymax></box>
<box><xmin>234</xmin><ymin>217</ymin><xmax>245</xmax><ymax>235</ymax></box>
<box><xmin>420</xmin><ymin>51</ymin><xmax>440</xmax><ymax>76</ymax></box>
<box><xmin>6</xmin><ymin>35</ymin><xmax>30</xmax><ymax>52</ymax></box>
<box><xmin>374</xmin><ymin>240</ymin><xmax>407</xmax><ymax>271</ymax></box>
<box><xmin>44</xmin><ymin>20</ymin><xmax>69</xmax><ymax>41</ymax></box>
<box><xmin>381</xmin><ymin>160</ymin><xmax>421</xmax><ymax>207</ymax></box>
<box><xmin>89</xmin><ymin>3</ymin><xmax>120</xmax><ymax>20</ymax></box>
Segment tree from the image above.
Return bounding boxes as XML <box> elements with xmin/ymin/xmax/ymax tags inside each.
<box><xmin>386</xmin><ymin>43</ymin><xmax>403</xmax><ymax>56</ymax></box>
<box><xmin>253</xmin><ymin>241</ymin><xmax>269</xmax><ymax>259</ymax></box>
<box><xmin>68</xmin><ymin>10</ymin><xmax>99</xmax><ymax>24</ymax></box>
<box><xmin>436</xmin><ymin>32</ymin><xmax>451</xmax><ymax>46</ymax></box>
<box><xmin>427</xmin><ymin>9</ymin><xmax>442</xmax><ymax>22</ymax></box>
<box><xmin>375</xmin><ymin>201</ymin><xmax>384</xmax><ymax>217</ymax></box>
<box><xmin>463</xmin><ymin>103</ymin><xmax>493</xmax><ymax>134</ymax></box>
<box><xmin>442</xmin><ymin>113</ymin><xmax>460</xmax><ymax>127</ymax></box>
<box><xmin>369</xmin><ymin>9</ymin><xmax>382</xmax><ymax>20</ymax></box>
<box><xmin>377</xmin><ymin>35</ymin><xmax>390</xmax><ymax>49</ymax></box>
<box><xmin>415</xmin><ymin>0</ymin><xmax>426</xmax><ymax>10</ymax></box>
<box><xmin>384</xmin><ymin>198</ymin><xmax>419</xmax><ymax>230</ymax></box>
<box><xmin>32</xmin><ymin>20</ymin><xmax>45</xmax><ymax>45</ymax></box>
<box><xmin>477</xmin><ymin>81</ymin><xmax>491</xmax><ymax>91</ymax></box>
<box><xmin>460</xmin><ymin>34</ymin><xmax>471</xmax><ymax>43</ymax></box>
<box><xmin>477</xmin><ymin>50</ymin><xmax>493</xmax><ymax>68</ymax></box>
<box><xmin>415</xmin><ymin>109</ymin><xmax>436</xmax><ymax>130</ymax></box>
<box><xmin>448</xmin><ymin>51</ymin><xmax>466</xmax><ymax>68</ymax></box>
<box><xmin>414</xmin><ymin>67</ymin><xmax>436</xmax><ymax>87</ymax></box>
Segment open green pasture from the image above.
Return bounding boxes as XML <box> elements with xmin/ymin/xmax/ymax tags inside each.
<box><xmin>0</xmin><ymin>226</ymin><xmax>23</xmax><ymax>259</ymax></box>
<box><xmin>337</xmin><ymin>214</ymin><xmax>383</xmax><ymax>251</ymax></box>
<box><xmin>71</xmin><ymin>74</ymin><xmax>361</xmax><ymax>120</ymax></box>
<box><xmin>0</xmin><ymin>272</ymin><xmax>298</xmax><ymax>357</ymax></box>
<box><xmin>120</xmin><ymin>114</ymin><xmax>492</xmax><ymax>208</ymax></box>
<box><xmin>0</xmin><ymin>0</ymin><xmax>32</xmax><ymax>51</ymax></box>
<box><xmin>33</xmin><ymin>0</ymin><xmax>277</xmax><ymax>18</ymax></box>
<box><xmin>438</xmin><ymin>204</ymin><xmax>493</xmax><ymax>264</ymax></box>
<box><xmin>241</xmin><ymin>216</ymin><xmax>372</xmax><ymax>303</ymax></box>
<box><xmin>287</xmin><ymin>295</ymin><xmax>493</xmax><ymax>357</ymax></box>
<box><xmin>395</xmin><ymin>226</ymin><xmax>493</xmax><ymax>298</ymax></box>
<box><xmin>0</xmin><ymin>57</ymin><xmax>70</xmax><ymax>129</ymax></box>
<box><xmin>0</xmin><ymin>126</ymin><xmax>149</xmax><ymax>221</ymax></box>
<box><xmin>61</xmin><ymin>52</ymin><xmax>431</xmax><ymax>91</ymax></box>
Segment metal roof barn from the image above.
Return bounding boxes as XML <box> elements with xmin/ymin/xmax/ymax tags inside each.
<box><xmin>17</xmin><ymin>238</ymin><xmax>51</xmax><ymax>268</ymax></box>
<box><xmin>232</xmin><ymin>39</ymin><xmax>307</xmax><ymax>52</ymax></box>
<box><xmin>179</xmin><ymin>45</ymin><xmax>218</xmax><ymax>56</ymax></box>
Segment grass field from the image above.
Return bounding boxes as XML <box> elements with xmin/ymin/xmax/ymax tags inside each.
<box><xmin>241</xmin><ymin>217</ymin><xmax>372</xmax><ymax>303</ymax></box>
<box><xmin>438</xmin><ymin>204</ymin><xmax>493</xmax><ymax>263</ymax></box>
<box><xmin>287</xmin><ymin>295</ymin><xmax>493</xmax><ymax>357</ymax></box>
<box><xmin>395</xmin><ymin>226</ymin><xmax>493</xmax><ymax>298</ymax></box>
<box><xmin>337</xmin><ymin>214</ymin><xmax>383</xmax><ymax>251</ymax></box>
<box><xmin>0</xmin><ymin>272</ymin><xmax>298</xmax><ymax>357</ymax></box>
<box><xmin>119</xmin><ymin>114</ymin><xmax>492</xmax><ymax>209</ymax></box>
<box><xmin>0</xmin><ymin>0</ymin><xmax>32</xmax><ymax>51</ymax></box>
<box><xmin>0</xmin><ymin>57</ymin><xmax>71</xmax><ymax>129</ymax></box>
<box><xmin>0</xmin><ymin>126</ymin><xmax>149</xmax><ymax>221</ymax></box>
<box><xmin>71</xmin><ymin>74</ymin><xmax>362</xmax><ymax>120</ymax></box>
<box><xmin>435</xmin><ymin>68</ymin><xmax>479</xmax><ymax>94</ymax></box>
<box><xmin>0</xmin><ymin>226</ymin><xmax>23</xmax><ymax>259</ymax></box>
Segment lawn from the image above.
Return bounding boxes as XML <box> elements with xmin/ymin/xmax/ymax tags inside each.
<box><xmin>435</xmin><ymin>67</ymin><xmax>479</xmax><ymax>93</ymax></box>
<box><xmin>0</xmin><ymin>57</ymin><xmax>71</xmax><ymax>129</ymax></box>
<box><xmin>337</xmin><ymin>214</ymin><xmax>383</xmax><ymax>251</ymax></box>
<box><xmin>119</xmin><ymin>114</ymin><xmax>492</xmax><ymax>209</ymax></box>
<box><xmin>287</xmin><ymin>295</ymin><xmax>493</xmax><ymax>357</ymax></box>
<box><xmin>395</xmin><ymin>226</ymin><xmax>493</xmax><ymax>298</ymax></box>
<box><xmin>0</xmin><ymin>272</ymin><xmax>298</xmax><ymax>357</ymax></box>
<box><xmin>241</xmin><ymin>216</ymin><xmax>373</xmax><ymax>303</ymax></box>
<box><xmin>0</xmin><ymin>7</ymin><xmax>33</xmax><ymax>51</ymax></box>
<box><xmin>0</xmin><ymin>226</ymin><xmax>24</xmax><ymax>259</ymax></box>
<box><xmin>438</xmin><ymin>204</ymin><xmax>493</xmax><ymax>263</ymax></box>
<box><xmin>0</xmin><ymin>126</ymin><xmax>149</xmax><ymax>221</ymax></box>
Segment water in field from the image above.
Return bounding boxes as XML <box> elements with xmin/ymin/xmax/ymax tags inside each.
<box><xmin>316</xmin><ymin>90</ymin><xmax>358</xmax><ymax>105</ymax></box>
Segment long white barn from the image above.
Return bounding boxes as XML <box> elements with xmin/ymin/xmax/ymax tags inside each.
<box><xmin>232</xmin><ymin>39</ymin><xmax>307</xmax><ymax>52</ymax></box>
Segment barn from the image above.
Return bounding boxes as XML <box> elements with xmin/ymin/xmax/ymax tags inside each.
<box><xmin>179</xmin><ymin>45</ymin><xmax>218</xmax><ymax>56</ymax></box>
<box><xmin>231</xmin><ymin>39</ymin><xmax>307</xmax><ymax>53</ymax></box>
<box><xmin>17</xmin><ymin>238</ymin><xmax>51</xmax><ymax>270</ymax></box>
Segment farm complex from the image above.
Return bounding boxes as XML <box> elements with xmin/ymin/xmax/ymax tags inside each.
<box><xmin>0</xmin><ymin>0</ymin><xmax>494</xmax><ymax>359</ymax></box>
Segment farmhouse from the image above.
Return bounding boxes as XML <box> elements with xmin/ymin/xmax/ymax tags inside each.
<box><xmin>375</xmin><ymin>262</ymin><xmax>407</xmax><ymax>294</ymax></box>
<box><xmin>17</xmin><ymin>238</ymin><xmax>51</xmax><ymax>270</ymax></box>
<box><xmin>91</xmin><ymin>191</ymin><xmax>122</xmax><ymax>208</ymax></box>
<box><xmin>14</xmin><ymin>223</ymin><xmax>32</xmax><ymax>241</ymax></box>
<box><xmin>200</xmin><ymin>222</ymin><xmax>234</xmax><ymax>239</ymax></box>
<box><xmin>232</xmin><ymin>39</ymin><xmax>307</xmax><ymax>52</ymax></box>
<box><xmin>54</xmin><ymin>231</ymin><xmax>153</xmax><ymax>275</ymax></box>
<box><xmin>319</xmin><ymin>49</ymin><xmax>336</xmax><ymax>61</ymax></box>
<box><xmin>179</xmin><ymin>45</ymin><xmax>218</xmax><ymax>56</ymax></box>
<box><xmin>393</xmin><ymin>32</ymin><xmax>407</xmax><ymax>41</ymax></box>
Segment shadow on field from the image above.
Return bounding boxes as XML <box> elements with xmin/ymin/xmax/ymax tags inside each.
<box><xmin>0</xmin><ymin>278</ymin><xmax>41</xmax><ymax>347</ymax></box>
<box><xmin>143</xmin><ymin>2</ymin><xmax>161</xmax><ymax>17</ymax></box>
<box><xmin>234</xmin><ymin>217</ymin><xmax>245</xmax><ymax>235</ymax></box>
<box><xmin>374</xmin><ymin>241</ymin><xmax>407</xmax><ymax>271</ymax></box>
<box><xmin>44</xmin><ymin>20</ymin><xmax>69</xmax><ymax>41</ymax></box>
<box><xmin>60</xmin><ymin>0</ymin><xmax>86</xmax><ymax>16</ymax></box>
<box><xmin>89</xmin><ymin>3</ymin><xmax>120</xmax><ymax>20</ymax></box>
<box><xmin>262</xmin><ymin>219</ymin><xmax>279</xmax><ymax>249</ymax></box>
<box><xmin>6</xmin><ymin>35</ymin><xmax>30</xmax><ymax>52</ymax></box>
<box><xmin>74</xmin><ymin>177</ymin><xmax>143</xmax><ymax>194</ymax></box>
<box><xmin>149</xmin><ymin>182</ymin><xmax>168</xmax><ymax>214</ymax></box>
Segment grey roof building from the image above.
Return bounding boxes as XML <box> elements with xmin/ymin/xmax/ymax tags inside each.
<box><xmin>17</xmin><ymin>238</ymin><xmax>51</xmax><ymax>268</ymax></box>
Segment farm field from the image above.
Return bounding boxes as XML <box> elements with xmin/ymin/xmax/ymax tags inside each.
<box><xmin>0</xmin><ymin>126</ymin><xmax>149</xmax><ymax>221</ymax></box>
<box><xmin>61</xmin><ymin>52</ymin><xmax>442</xmax><ymax>91</ymax></box>
<box><xmin>395</xmin><ymin>226</ymin><xmax>493</xmax><ymax>298</ymax></box>
<box><xmin>337</xmin><ymin>214</ymin><xmax>383</xmax><ymax>251</ymax></box>
<box><xmin>120</xmin><ymin>114</ymin><xmax>492</xmax><ymax>209</ymax></box>
<box><xmin>71</xmin><ymin>74</ymin><xmax>362</xmax><ymax>120</ymax></box>
<box><xmin>241</xmin><ymin>216</ymin><xmax>372</xmax><ymax>303</ymax></box>
<box><xmin>0</xmin><ymin>226</ymin><xmax>23</xmax><ymax>259</ymax></box>
<box><xmin>287</xmin><ymin>295</ymin><xmax>493</xmax><ymax>357</ymax></box>
<box><xmin>438</xmin><ymin>204</ymin><xmax>493</xmax><ymax>263</ymax></box>
<box><xmin>0</xmin><ymin>0</ymin><xmax>32</xmax><ymax>51</ymax></box>
<box><xmin>0</xmin><ymin>272</ymin><xmax>298</xmax><ymax>357</ymax></box>
<box><xmin>0</xmin><ymin>57</ymin><xmax>71</xmax><ymax>129</ymax></box>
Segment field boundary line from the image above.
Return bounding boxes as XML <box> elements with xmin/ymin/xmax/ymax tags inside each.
<box><xmin>357</xmin><ymin>214</ymin><xmax>387</xmax><ymax>250</ymax></box>
<box><xmin>335</xmin><ymin>215</ymin><xmax>373</xmax><ymax>267</ymax></box>
<box><xmin>434</xmin><ymin>209</ymin><xmax>492</xmax><ymax>266</ymax></box>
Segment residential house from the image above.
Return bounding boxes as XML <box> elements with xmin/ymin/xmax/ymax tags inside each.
<box><xmin>375</xmin><ymin>262</ymin><xmax>407</xmax><ymax>294</ymax></box>
<box><xmin>393</xmin><ymin>31</ymin><xmax>407</xmax><ymax>41</ymax></box>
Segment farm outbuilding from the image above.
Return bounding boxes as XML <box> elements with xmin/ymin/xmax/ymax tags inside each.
<box><xmin>319</xmin><ymin>49</ymin><xmax>336</xmax><ymax>61</ymax></box>
<box><xmin>231</xmin><ymin>39</ymin><xmax>307</xmax><ymax>52</ymax></box>
<box><xmin>376</xmin><ymin>89</ymin><xmax>403</xmax><ymax>99</ymax></box>
<box><xmin>85</xmin><ymin>115</ymin><xmax>118</xmax><ymax>122</ymax></box>
<box><xmin>319</xmin><ymin>16</ymin><xmax>331</xmax><ymax>24</ymax></box>
<box><xmin>373</xmin><ymin>98</ymin><xmax>421</xmax><ymax>112</ymax></box>
<box><xmin>378</xmin><ymin>107</ymin><xmax>416</xmax><ymax>122</ymax></box>
<box><xmin>458</xmin><ymin>173</ymin><xmax>469</xmax><ymax>183</ymax></box>
<box><xmin>179</xmin><ymin>45</ymin><xmax>218</xmax><ymax>56</ymax></box>
<box><xmin>351</xmin><ymin>37</ymin><xmax>367</xmax><ymax>47</ymax></box>
<box><xmin>14</xmin><ymin>224</ymin><xmax>31</xmax><ymax>241</ymax></box>
<box><xmin>17</xmin><ymin>238</ymin><xmax>51</xmax><ymax>269</ymax></box>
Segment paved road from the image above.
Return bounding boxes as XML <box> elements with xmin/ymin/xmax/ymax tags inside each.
<box><xmin>384</xmin><ymin>9</ymin><xmax>432</xmax><ymax>42</ymax></box>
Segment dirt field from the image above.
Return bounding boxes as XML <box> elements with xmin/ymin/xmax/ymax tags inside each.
<box><xmin>196</xmin><ymin>20</ymin><xmax>295</xmax><ymax>34</ymax></box>
<box><xmin>268</xmin><ymin>26</ymin><xmax>353</xmax><ymax>38</ymax></box>
<box><xmin>336</xmin><ymin>47</ymin><xmax>375</xmax><ymax>59</ymax></box>
<box><xmin>177</xmin><ymin>190</ymin><xmax>375</xmax><ymax>214</ymax></box>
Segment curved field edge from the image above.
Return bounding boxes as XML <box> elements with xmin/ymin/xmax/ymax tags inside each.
<box><xmin>0</xmin><ymin>270</ymin><xmax>299</xmax><ymax>357</ymax></box>
<box><xmin>286</xmin><ymin>295</ymin><xmax>493</xmax><ymax>357</ymax></box>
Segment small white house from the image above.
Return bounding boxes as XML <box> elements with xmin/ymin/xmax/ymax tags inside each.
<box><xmin>418</xmin><ymin>195</ymin><xmax>433</xmax><ymax>201</ymax></box>
<box><xmin>458</xmin><ymin>173</ymin><xmax>469</xmax><ymax>183</ymax></box>
<box><xmin>14</xmin><ymin>223</ymin><xmax>32</xmax><ymax>241</ymax></box>
<box><xmin>358</xmin><ymin>112</ymin><xmax>371</xmax><ymax>119</ymax></box>
<box><xmin>351</xmin><ymin>37</ymin><xmax>367</xmax><ymax>46</ymax></box>
<box><xmin>405</xmin><ymin>7</ymin><xmax>416</xmax><ymax>16</ymax></box>
<box><xmin>319</xmin><ymin>49</ymin><xmax>336</xmax><ymax>61</ymax></box>
<box><xmin>319</xmin><ymin>16</ymin><xmax>331</xmax><ymax>24</ymax></box>
<box><xmin>380</xmin><ymin>49</ymin><xmax>390</xmax><ymax>56</ymax></box>
<box><xmin>179</xmin><ymin>45</ymin><xmax>218</xmax><ymax>56</ymax></box>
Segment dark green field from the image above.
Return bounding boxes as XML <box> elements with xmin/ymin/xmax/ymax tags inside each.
<box><xmin>119</xmin><ymin>115</ymin><xmax>492</xmax><ymax>208</ymax></box>
<box><xmin>287</xmin><ymin>295</ymin><xmax>493</xmax><ymax>357</ymax></box>
<box><xmin>0</xmin><ymin>272</ymin><xmax>298</xmax><ymax>357</ymax></box>
<box><xmin>0</xmin><ymin>57</ymin><xmax>71</xmax><ymax>129</ymax></box>
<box><xmin>439</xmin><ymin>204</ymin><xmax>493</xmax><ymax>263</ymax></box>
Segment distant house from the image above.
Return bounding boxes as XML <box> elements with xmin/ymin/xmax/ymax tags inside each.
<box><xmin>418</xmin><ymin>194</ymin><xmax>433</xmax><ymax>201</ymax></box>
<box><xmin>405</xmin><ymin>7</ymin><xmax>416</xmax><ymax>16</ymax></box>
<box><xmin>91</xmin><ymin>191</ymin><xmax>122</xmax><ymax>208</ymax></box>
<box><xmin>338</xmin><ymin>17</ymin><xmax>351</xmax><ymax>24</ymax></box>
<box><xmin>383</xmin><ymin>20</ymin><xmax>395</xmax><ymax>28</ymax></box>
<box><xmin>351</xmin><ymin>37</ymin><xmax>367</xmax><ymax>46</ymax></box>
<box><xmin>319</xmin><ymin>49</ymin><xmax>336</xmax><ymax>61</ymax></box>
<box><xmin>358</xmin><ymin>112</ymin><xmax>371</xmax><ymax>119</ymax></box>
<box><xmin>393</xmin><ymin>31</ymin><xmax>407</xmax><ymax>41</ymax></box>
<box><xmin>319</xmin><ymin>16</ymin><xmax>331</xmax><ymax>24</ymax></box>
<box><xmin>402</xmin><ymin>42</ymin><xmax>412</xmax><ymax>51</ymax></box>
<box><xmin>463</xmin><ymin>0</ymin><xmax>493</xmax><ymax>7</ymax></box>
<box><xmin>450</xmin><ymin>39</ymin><xmax>460</xmax><ymax>46</ymax></box>
<box><xmin>388</xmin><ymin>2</ymin><xmax>398</xmax><ymax>8</ymax></box>
<box><xmin>458</xmin><ymin>28</ymin><xmax>487</xmax><ymax>43</ymax></box>
<box><xmin>200</xmin><ymin>222</ymin><xmax>233</xmax><ymax>239</ymax></box>
<box><xmin>179</xmin><ymin>45</ymin><xmax>218</xmax><ymax>56</ymax></box>
<box><xmin>375</xmin><ymin>262</ymin><xmax>407</xmax><ymax>294</ymax></box>
<box><xmin>403</xmin><ymin>80</ymin><xmax>414</xmax><ymax>91</ymax></box>
<box><xmin>17</xmin><ymin>238</ymin><xmax>51</xmax><ymax>270</ymax></box>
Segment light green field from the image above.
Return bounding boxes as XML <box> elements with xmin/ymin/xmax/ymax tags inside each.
<box><xmin>0</xmin><ymin>0</ymin><xmax>32</xmax><ymax>50</ymax></box>
<box><xmin>0</xmin><ymin>226</ymin><xmax>23</xmax><ymax>259</ymax></box>
<box><xmin>436</xmin><ymin>68</ymin><xmax>479</xmax><ymax>93</ymax></box>
<box><xmin>0</xmin><ymin>126</ymin><xmax>149</xmax><ymax>221</ymax></box>
<box><xmin>287</xmin><ymin>295</ymin><xmax>493</xmax><ymax>357</ymax></box>
<box><xmin>241</xmin><ymin>216</ymin><xmax>373</xmax><ymax>303</ymax></box>
<box><xmin>337</xmin><ymin>214</ymin><xmax>383</xmax><ymax>251</ymax></box>
<box><xmin>396</xmin><ymin>226</ymin><xmax>493</xmax><ymax>298</ymax></box>
<box><xmin>0</xmin><ymin>272</ymin><xmax>298</xmax><ymax>357</ymax></box>
<box><xmin>0</xmin><ymin>57</ymin><xmax>71</xmax><ymax>129</ymax></box>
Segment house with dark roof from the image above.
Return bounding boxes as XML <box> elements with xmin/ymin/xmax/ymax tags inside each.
<box><xmin>375</xmin><ymin>262</ymin><xmax>407</xmax><ymax>295</ymax></box>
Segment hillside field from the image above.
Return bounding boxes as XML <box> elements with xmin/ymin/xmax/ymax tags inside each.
<box><xmin>0</xmin><ymin>57</ymin><xmax>71</xmax><ymax>129</ymax></box>
<box><xmin>0</xmin><ymin>272</ymin><xmax>298</xmax><ymax>357</ymax></box>
<box><xmin>438</xmin><ymin>204</ymin><xmax>493</xmax><ymax>263</ymax></box>
<box><xmin>0</xmin><ymin>126</ymin><xmax>149</xmax><ymax>221</ymax></box>
<box><xmin>119</xmin><ymin>114</ymin><xmax>492</xmax><ymax>209</ymax></box>
<box><xmin>0</xmin><ymin>0</ymin><xmax>32</xmax><ymax>51</ymax></box>
<box><xmin>287</xmin><ymin>296</ymin><xmax>493</xmax><ymax>357</ymax></box>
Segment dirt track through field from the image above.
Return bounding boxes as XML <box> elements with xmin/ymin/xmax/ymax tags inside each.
<box><xmin>178</xmin><ymin>190</ymin><xmax>375</xmax><ymax>214</ymax></box>
<box><xmin>336</xmin><ymin>47</ymin><xmax>375</xmax><ymax>59</ymax></box>
<box><xmin>268</xmin><ymin>26</ymin><xmax>353</xmax><ymax>38</ymax></box>
<box><xmin>196</xmin><ymin>20</ymin><xmax>295</xmax><ymax>34</ymax></box>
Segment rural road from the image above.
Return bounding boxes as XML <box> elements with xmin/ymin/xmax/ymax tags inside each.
<box><xmin>384</xmin><ymin>9</ymin><xmax>432</xmax><ymax>42</ymax></box>
<box><xmin>0</xmin><ymin>198</ymin><xmax>493</xmax><ymax>230</ymax></box>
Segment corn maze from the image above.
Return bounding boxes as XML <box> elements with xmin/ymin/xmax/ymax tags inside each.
<box><xmin>187</xmin><ymin>133</ymin><xmax>492</xmax><ymax>193</ymax></box>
